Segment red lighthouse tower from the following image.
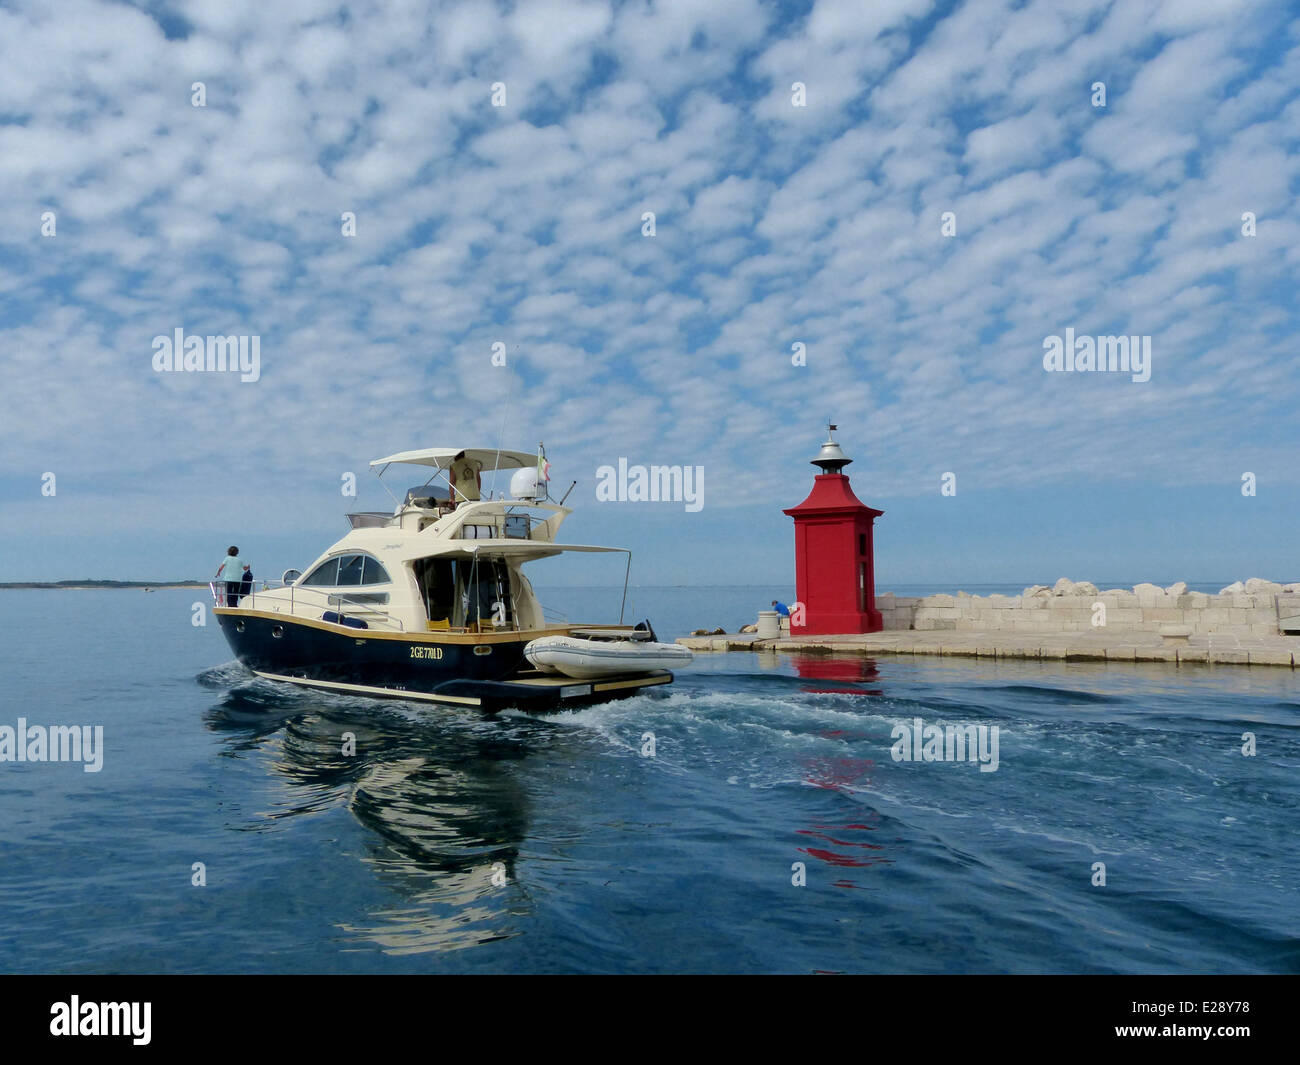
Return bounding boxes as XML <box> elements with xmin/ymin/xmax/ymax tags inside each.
<box><xmin>783</xmin><ymin>425</ymin><xmax>883</xmax><ymax>635</ymax></box>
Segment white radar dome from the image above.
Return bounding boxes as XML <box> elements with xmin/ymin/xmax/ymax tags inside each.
<box><xmin>510</xmin><ymin>466</ymin><xmax>541</xmax><ymax>500</ymax></box>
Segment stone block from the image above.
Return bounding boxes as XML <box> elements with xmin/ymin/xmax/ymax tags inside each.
<box><xmin>1134</xmin><ymin>646</ymin><xmax>1179</xmax><ymax>663</ymax></box>
<box><xmin>1158</xmin><ymin>624</ymin><xmax>1192</xmax><ymax>639</ymax></box>
<box><xmin>1064</xmin><ymin>647</ymin><xmax>1106</xmax><ymax>660</ymax></box>
<box><xmin>1249</xmin><ymin>650</ymin><xmax>1293</xmax><ymax>667</ymax></box>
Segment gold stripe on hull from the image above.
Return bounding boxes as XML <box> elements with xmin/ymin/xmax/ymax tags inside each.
<box><xmin>593</xmin><ymin>675</ymin><xmax>673</xmax><ymax>692</ymax></box>
<box><xmin>217</xmin><ymin>606</ymin><xmax>578</xmax><ymax>644</ymax></box>
<box><xmin>253</xmin><ymin>671</ymin><xmax>482</xmax><ymax>705</ymax></box>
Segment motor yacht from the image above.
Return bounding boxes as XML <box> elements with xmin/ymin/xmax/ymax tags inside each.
<box><xmin>211</xmin><ymin>446</ymin><xmax>688</xmax><ymax>711</ymax></box>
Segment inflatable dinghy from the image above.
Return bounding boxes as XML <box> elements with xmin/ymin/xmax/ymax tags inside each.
<box><xmin>525</xmin><ymin>629</ymin><xmax>693</xmax><ymax>680</ymax></box>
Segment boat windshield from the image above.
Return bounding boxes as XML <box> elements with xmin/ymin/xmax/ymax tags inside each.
<box><xmin>404</xmin><ymin>483</ymin><xmax>451</xmax><ymax>507</ymax></box>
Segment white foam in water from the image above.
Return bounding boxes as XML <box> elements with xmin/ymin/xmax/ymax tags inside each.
<box><xmin>197</xmin><ymin>659</ymin><xmax>253</xmax><ymax>686</ymax></box>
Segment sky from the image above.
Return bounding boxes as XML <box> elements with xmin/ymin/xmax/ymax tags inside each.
<box><xmin>1</xmin><ymin>0</ymin><xmax>1298</xmax><ymax>589</ymax></box>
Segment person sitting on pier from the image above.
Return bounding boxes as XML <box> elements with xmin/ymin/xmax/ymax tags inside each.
<box><xmin>771</xmin><ymin>600</ymin><xmax>791</xmax><ymax>617</ymax></box>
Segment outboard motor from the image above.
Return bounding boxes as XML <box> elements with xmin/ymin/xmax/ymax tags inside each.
<box><xmin>633</xmin><ymin>619</ymin><xmax>658</xmax><ymax>643</ymax></box>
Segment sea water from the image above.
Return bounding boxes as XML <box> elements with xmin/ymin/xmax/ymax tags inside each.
<box><xmin>0</xmin><ymin>587</ymin><xmax>1297</xmax><ymax>973</ymax></box>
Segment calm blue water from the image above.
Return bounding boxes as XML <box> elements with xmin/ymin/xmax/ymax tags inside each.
<box><xmin>2</xmin><ymin>587</ymin><xmax>1298</xmax><ymax>974</ymax></box>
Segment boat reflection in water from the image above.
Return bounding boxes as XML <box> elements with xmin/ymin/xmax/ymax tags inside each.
<box><xmin>203</xmin><ymin>678</ymin><xmax>535</xmax><ymax>954</ymax></box>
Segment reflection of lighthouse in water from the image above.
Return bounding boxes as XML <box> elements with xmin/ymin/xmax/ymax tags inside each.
<box><xmin>783</xmin><ymin>425</ymin><xmax>884</xmax><ymax>635</ymax></box>
<box><xmin>788</xmin><ymin>654</ymin><xmax>882</xmax><ymax>694</ymax></box>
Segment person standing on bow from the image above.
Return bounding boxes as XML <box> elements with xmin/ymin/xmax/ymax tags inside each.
<box><xmin>215</xmin><ymin>546</ymin><xmax>246</xmax><ymax>606</ymax></box>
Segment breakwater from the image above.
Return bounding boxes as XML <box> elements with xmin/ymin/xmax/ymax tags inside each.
<box><xmin>879</xmin><ymin>578</ymin><xmax>1300</xmax><ymax>637</ymax></box>
<box><xmin>678</xmin><ymin>578</ymin><xmax>1300</xmax><ymax>668</ymax></box>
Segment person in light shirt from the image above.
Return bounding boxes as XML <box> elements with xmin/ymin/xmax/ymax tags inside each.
<box><xmin>215</xmin><ymin>546</ymin><xmax>247</xmax><ymax>606</ymax></box>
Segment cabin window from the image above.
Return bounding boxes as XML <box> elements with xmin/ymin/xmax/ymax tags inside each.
<box><xmin>301</xmin><ymin>554</ymin><xmax>391</xmax><ymax>588</ymax></box>
<box><xmin>336</xmin><ymin>554</ymin><xmax>366</xmax><ymax>586</ymax></box>
<box><xmin>300</xmin><ymin>558</ymin><xmax>340</xmax><ymax>586</ymax></box>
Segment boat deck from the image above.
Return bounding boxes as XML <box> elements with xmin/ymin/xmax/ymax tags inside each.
<box><xmin>253</xmin><ymin>666</ymin><xmax>674</xmax><ymax>711</ymax></box>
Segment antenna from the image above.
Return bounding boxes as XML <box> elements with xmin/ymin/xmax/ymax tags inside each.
<box><xmin>558</xmin><ymin>480</ymin><xmax>577</xmax><ymax>506</ymax></box>
<box><xmin>490</xmin><ymin>368</ymin><xmax>516</xmax><ymax>495</ymax></box>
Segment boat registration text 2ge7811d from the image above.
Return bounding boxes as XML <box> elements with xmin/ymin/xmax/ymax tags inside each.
<box><xmin>410</xmin><ymin>646</ymin><xmax>444</xmax><ymax>660</ymax></box>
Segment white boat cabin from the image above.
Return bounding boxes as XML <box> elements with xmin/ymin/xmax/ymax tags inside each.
<box><xmin>226</xmin><ymin>447</ymin><xmax>624</xmax><ymax>636</ymax></box>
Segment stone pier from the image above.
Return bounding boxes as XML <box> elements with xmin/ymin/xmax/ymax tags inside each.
<box><xmin>678</xmin><ymin>578</ymin><xmax>1300</xmax><ymax>668</ymax></box>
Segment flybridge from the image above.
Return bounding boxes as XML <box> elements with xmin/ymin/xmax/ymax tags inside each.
<box><xmin>369</xmin><ymin>447</ymin><xmax>539</xmax><ymax>473</ymax></box>
<box><xmin>369</xmin><ymin>445</ymin><xmax>558</xmax><ymax>509</ymax></box>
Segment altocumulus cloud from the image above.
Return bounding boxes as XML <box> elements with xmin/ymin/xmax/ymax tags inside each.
<box><xmin>0</xmin><ymin>0</ymin><xmax>1297</xmax><ymax>575</ymax></box>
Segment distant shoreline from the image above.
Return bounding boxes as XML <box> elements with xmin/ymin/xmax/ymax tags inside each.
<box><xmin>0</xmin><ymin>581</ymin><xmax>207</xmax><ymax>590</ymax></box>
